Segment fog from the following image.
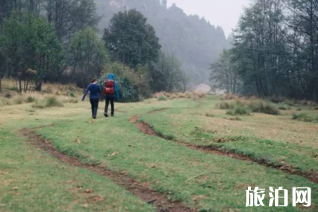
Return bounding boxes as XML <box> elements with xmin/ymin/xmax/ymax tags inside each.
<box><xmin>168</xmin><ymin>0</ymin><xmax>251</xmax><ymax>36</ymax></box>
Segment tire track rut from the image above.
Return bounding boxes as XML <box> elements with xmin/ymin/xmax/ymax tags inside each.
<box><xmin>20</xmin><ymin>128</ymin><xmax>194</xmax><ymax>212</ymax></box>
<box><xmin>130</xmin><ymin>114</ymin><xmax>318</xmax><ymax>184</ymax></box>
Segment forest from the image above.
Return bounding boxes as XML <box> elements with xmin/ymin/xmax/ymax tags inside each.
<box><xmin>211</xmin><ymin>0</ymin><xmax>318</xmax><ymax>101</ymax></box>
<box><xmin>0</xmin><ymin>0</ymin><xmax>230</xmax><ymax>100</ymax></box>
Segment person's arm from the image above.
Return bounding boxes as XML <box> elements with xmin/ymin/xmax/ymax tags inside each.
<box><xmin>82</xmin><ymin>85</ymin><xmax>90</xmax><ymax>101</ymax></box>
<box><xmin>115</xmin><ymin>83</ymin><xmax>120</xmax><ymax>101</ymax></box>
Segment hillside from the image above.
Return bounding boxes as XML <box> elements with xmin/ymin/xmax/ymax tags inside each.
<box><xmin>95</xmin><ymin>0</ymin><xmax>230</xmax><ymax>85</ymax></box>
<box><xmin>1</xmin><ymin>85</ymin><xmax>318</xmax><ymax>211</ymax></box>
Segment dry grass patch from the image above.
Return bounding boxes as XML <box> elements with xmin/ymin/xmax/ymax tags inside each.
<box><xmin>153</xmin><ymin>92</ymin><xmax>206</xmax><ymax>101</ymax></box>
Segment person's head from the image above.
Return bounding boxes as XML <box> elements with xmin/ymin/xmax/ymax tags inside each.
<box><xmin>91</xmin><ymin>78</ymin><xmax>97</xmax><ymax>83</ymax></box>
<box><xmin>108</xmin><ymin>73</ymin><xmax>115</xmax><ymax>80</ymax></box>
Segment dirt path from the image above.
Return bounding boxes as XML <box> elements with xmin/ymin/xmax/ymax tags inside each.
<box><xmin>20</xmin><ymin>128</ymin><xmax>195</xmax><ymax>212</ymax></box>
<box><xmin>130</xmin><ymin>115</ymin><xmax>318</xmax><ymax>184</ymax></box>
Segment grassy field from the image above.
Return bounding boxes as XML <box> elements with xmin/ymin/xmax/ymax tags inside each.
<box><xmin>0</xmin><ymin>88</ymin><xmax>318</xmax><ymax>211</ymax></box>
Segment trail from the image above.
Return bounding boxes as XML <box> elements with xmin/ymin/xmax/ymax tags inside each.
<box><xmin>130</xmin><ymin>114</ymin><xmax>318</xmax><ymax>184</ymax></box>
<box><xmin>20</xmin><ymin>128</ymin><xmax>194</xmax><ymax>212</ymax></box>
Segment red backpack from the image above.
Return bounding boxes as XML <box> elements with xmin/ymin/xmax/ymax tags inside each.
<box><xmin>103</xmin><ymin>79</ymin><xmax>115</xmax><ymax>95</ymax></box>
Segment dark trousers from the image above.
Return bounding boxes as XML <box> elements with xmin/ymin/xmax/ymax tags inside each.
<box><xmin>90</xmin><ymin>98</ymin><xmax>99</xmax><ymax>118</ymax></box>
<box><xmin>105</xmin><ymin>96</ymin><xmax>115</xmax><ymax>115</ymax></box>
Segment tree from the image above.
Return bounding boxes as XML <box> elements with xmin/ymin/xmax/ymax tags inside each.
<box><xmin>68</xmin><ymin>27</ymin><xmax>107</xmax><ymax>87</ymax></box>
<box><xmin>46</xmin><ymin>0</ymin><xmax>99</xmax><ymax>42</ymax></box>
<box><xmin>231</xmin><ymin>0</ymin><xmax>289</xmax><ymax>97</ymax></box>
<box><xmin>151</xmin><ymin>52</ymin><xmax>184</xmax><ymax>92</ymax></box>
<box><xmin>1</xmin><ymin>13</ymin><xmax>63</xmax><ymax>92</ymax></box>
<box><xmin>103</xmin><ymin>9</ymin><xmax>161</xmax><ymax>68</ymax></box>
<box><xmin>284</xmin><ymin>0</ymin><xmax>318</xmax><ymax>100</ymax></box>
<box><xmin>210</xmin><ymin>50</ymin><xmax>240</xmax><ymax>94</ymax></box>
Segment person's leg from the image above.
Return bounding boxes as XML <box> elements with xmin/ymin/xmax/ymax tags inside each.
<box><xmin>90</xmin><ymin>99</ymin><xmax>94</xmax><ymax>118</ymax></box>
<box><xmin>93</xmin><ymin>99</ymin><xmax>99</xmax><ymax>118</ymax></box>
<box><xmin>104</xmin><ymin>96</ymin><xmax>110</xmax><ymax>117</ymax></box>
<box><xmin>111</xmin><ymin>96</ymin><xmax>115</xmax><ymax>116</ymax></box>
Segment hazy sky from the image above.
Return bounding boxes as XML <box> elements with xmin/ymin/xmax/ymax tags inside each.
<box><xmin>168</xmin><ymin>0</ymin><xmax>251</xmax><ymax>37</ymax></box>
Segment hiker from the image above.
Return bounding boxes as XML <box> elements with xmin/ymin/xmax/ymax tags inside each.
<box><xmin>82</xmin><ymin>79</ymin><xmax>101</xmax><ymax>119</ymax></box>
<box><xmin>103</xmin><ymin>73</ymin><xmax>120</xmax><ymax>117</ymax></box>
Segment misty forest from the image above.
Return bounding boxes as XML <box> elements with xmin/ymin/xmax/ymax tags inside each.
<box><xmin>1</xmin><ymin>1</ymin><xmax>318</xmax><ymax>211</ymax></box>
<box><xmin>1</xmin><ymin>0</ymin><xmax>317</xmax><ymax>101</ymax></box>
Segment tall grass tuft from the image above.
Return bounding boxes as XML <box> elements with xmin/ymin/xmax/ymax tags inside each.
<box><xmin>292</xmin><ymin>113</ymin><xmax>317</xmax><ymax>123</ymax></box>
<box><xmin>26</xmin><ymin>96</ymin><xmax>36</xmax><ymax>103</ymax></box>
<box><xmin>248</xmin><ymin>100</ymin><xmax>280</xmax><ymax>115</ymax></box>
<box><xmin>226</xmin><ymin>105</ymin><xmax>251</xmax><ymax>116</ymax></box>
<box><xmin>32</xmin><ymin>97</ymin><xmax>63</xmax><ymax>108</ymax></box>
<box><xmin>45</xmin><ymin>97</ymin><xmax>63</xmax><ymax>107</ymax></box>
<box><xmin>218</xmin><ymin>99</ymin><xmax>280</xmax><ymax>115</ymax></box>
<box><xmin>158</xmin><ymin>96</ymin><xmax>167</xmax><ymax>101</ymax></box>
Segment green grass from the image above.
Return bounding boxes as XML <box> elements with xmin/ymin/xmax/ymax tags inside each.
<box><xmin>1</xmin><ymin>96</ymin><xmax>318</xmax><ymax>211</ymax></box>
<box><xmin>141</xmin><ymin>98</ymin><xmax>318</xmax><ymax>174</ymax></box>
<box><xmin>292</xmin><ymin>113</ymin><xmax>318</xmax><ymax>123</ymax></box>
<box><xmin>0</xmin><ymin>128</ymin><xmax>154</xmax><ymax>212</ymax></box>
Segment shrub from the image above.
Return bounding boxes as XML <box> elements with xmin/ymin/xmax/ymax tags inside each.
<box><xmin>4</xmin><ymin>93</ymin><xmax>12</xmax><ymax>98</ymax></box>
<box><xmin>158</xmin><ymin>96</ymin><xmax>167</xmax><ymax>101</ymax></box>
<box><xmin>7</xmin><ymin>86</ymin><xmax>18</xmax><ymax>91</ymax></box>
<box><xmin>222</xmin><ymin>94</ymin><xmax>238</xmax><ymax>100</ymax></box>
<box><xmin>0</xmin><ymin>97</ymin><xmax>12</xmax><ymax>106</ymax></box>
<box><xmin>99</xmin><ymin>62</ymin><xmax>152</xmax><ymax>102</ymax></box>
<box><xmin>26</xmin><ymin>96</ymin><xmax>36</xmax><ymax>103</ymax></box>
<box><xmin>14</xmin><ymin>96</ymin><xmax>24</xmax><ymax>104</ymax></box>
<box><xmin>45</xmin><ymin>97</ymin><xmax>63</xmax><ymax>107</ymax></box>
<box><xmin>218</xmin><ymin>99</ymin><xmax>280</xmax><ymax>115</ymax></box>
<box><xmin>227</xmin><ymin>105</ymin><xmax>251</xmax><ymax>116</ymax></box>
<box><xmin>32</xmin><ymin>101</ymin><xmax>46</xmax><ymax>109</ymax></box>
<box><xmin>33</xmin><ymin>97</ymin><xmax>63</xmax><ymax>108</ymax></box>
<box><xmin>248</xmin><ymin>100</ymin><xmax>280</xmax><ymax>115</ymax></box>
<box><xmin>62</xmin><ymin>98</ymin><xmax>78</xmax><ymax>104</ymax></box>
<box><xmin>292</xmin><ymin>113</ymin><xmax>315</xmax><ymax>122</ymax></box>
<box><xmin>205</xmin><ymin>113</ymin><xmax>214</xmax><ymax>117</ymax></box>
<box><xmin>45</xmin><ymin>86</ymin><xmax>53</xmax><ymax>94</ymax></box>
<box><xmin>217</xmin><ymin>102</ymin><xmax>234</xmax><ymax>110</ymax></box>
<box><xmin>69</xmin><ymin>92</ymin><xmax>76</xmax><ymax>97</ymax></box>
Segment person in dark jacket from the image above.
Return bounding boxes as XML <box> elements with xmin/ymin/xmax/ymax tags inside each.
<box><xmin>82</xmin><ymin>79</ymin><xmax>101</xmax><ymax>119</ymax></box>
<box><xmin>103</xmin><ymin>73</ymin><xmax>120</xmax><ymax>117</ymax></box>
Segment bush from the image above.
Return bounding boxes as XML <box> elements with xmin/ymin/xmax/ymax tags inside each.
<box><xmin>32</xmin><ymin>101</ymin><xmax>46</xmax><ymax>109</ymax></box>
<box><xmin>33</xmin><ymin>97</ymin><xmax>63</xmax><ymax>108</ymax></box>
<box><xmin>69</xmin><ymin>92</ymin><xmax>76</xmax><ymax>97</ymax></box>
<box><xmin>4</xmin><ymin>93</ymin><xmax>12</xmax><ymax>98</ymax></box>
<box><xmin>45</xmin><ymin>97</ymin><xmax>63</xmax><ymax>107</ymax></box>
<box><xmin>227</xmin><ymin>105</ymin><xmax>251</xmax><ymax>116</ymax></box>
<box><xmin>26</xmin><ymin>96</ymin><xmax>36</xmax><ymax>103</ymax></box>
<box><xmin>222</xmin><ymin>94</ymin><xmax>239</xmax><ymax>100</ymax></box>
<box><xmin>62</xmin><ymin>98</ymin><xmax>78</xmax><ymax>104</ymax></box>
<box><xmin>248</xmin><ymin>100</ymin><xmax>280</xmax><ymax>115</ymax></box>
<box><xmin>217</xmin><ymin>102</ymin><xmax>234</xmax><ymax>110</ymax></box>
<box><xmin>14</xmin><ymin>96</ymin><xmax>24</xmax><ymax>104</ymax></box>
<box><xmin>158</xmin><ymin>96</ymin><xmax>167</xmax><ymax>101</ymax></box>
<box><xmin>292</xmin><ymin>113</ymin><xmax>316</xmax><ymax>122</ymax></box>
<box><xmin>99</xmin><ymin>62</ymin><xmax>152</xmax><ymax>102</ymax></box>
<box><xmin>218</xmin><ymin>99</ymin><xmax>280</xmax><ymax>115</ymax></box>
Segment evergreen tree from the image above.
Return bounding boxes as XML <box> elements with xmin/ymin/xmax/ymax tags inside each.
<box><xmin>103</xmin><ymin>9</ymin><xmax>161</xmax><ymax>68</ymax></box>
